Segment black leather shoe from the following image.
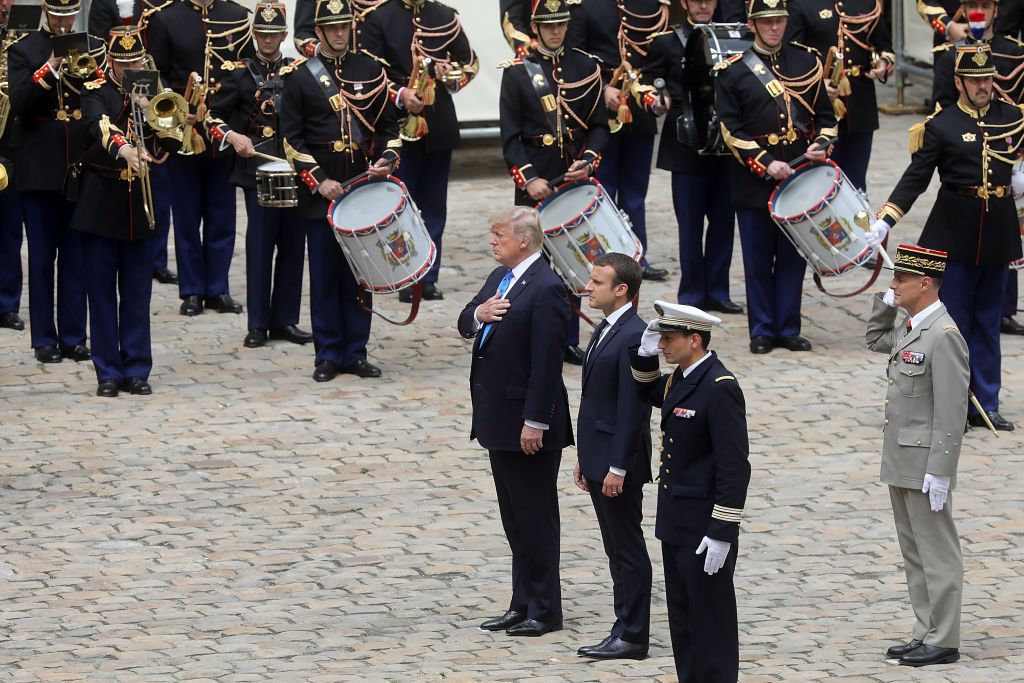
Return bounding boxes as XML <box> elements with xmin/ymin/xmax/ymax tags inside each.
<box><xmin>399</xmin><ymin>282</ymin><xmax>444</xmax><ymax>303</ymax></box>
<box><xmin>313</xmin><ymin>361</ymin><xmax>339</xmax><ymax>383</ymax></box>
<box><xmin>776</xmin><ymin>335</ymin><xmax>812</xmax><ymax>352</ymax></box>
<box><xmin>705</xmin><ymin>299</ymin><xmax>744</xmax><ymax>315</ymax></box>
<box><xmin>269</xmin><ymin>325</ymin><xmax>313</xmax><ymax>345</ymax></box>
<box><xmin>180</xmin><ymin>295</ymin><xmax>204</xmax><ymax>316</ymax></box>
<box><xmin>34</xmin><ymin>345</ymin><xmax>62</xmax><ymax>363</ymax></box>
<box><xmin>96</xmin><ymin>380</ymin><xmax>119</xmax><ymax>398</ymax></box>
<box><xmin>898</xmin><ymin>644</ymin><xmax>959</xmax><ymax>667</ymax></box>
<box><xmin>205</xmin><ymin>294</ymin><xmax>243</xmax><ymax>314</ymax></box>
<box><xmin>1001</xmin><ymin>316</ymin><xmax>1024</xmax><ymax>335</ymax></box>
<box><xmin>577</xmin><ymin>634</ymin><xmax>615</xmax><ymax>656</ymax></box>
<box><xmin>60</xmin><ymin>344</ymin><xmax>92</xmax><ymax>361</ymax></box>
<box><xmin>968</xmin><ymin>410</ymin><xmax>1015</xmax><ymax>431</ymax></box>
<box><xmin>153</xmin><ymin>267</ymin><xmax>178</xmax><ymax>285</ymax></box>
<box><xmin>564</xmin><ymin>345</ymin><xmax>585</xmax><ymax>365</ymax></box>
<box><xmin>886</xmin><ymin>639</ymin><xmax>923</xmax><ymax>658</ymax></box>
<box><xmin>480</xmin><ymin>609</ymin><xmax>526</xmax><ymax>632</ymax></box>
<box><xmin>506</xmin><ymin>618</ymin><xmax>562</xmax><ymax>637</ymax></box>
<box><xmin>244</xmin><ymin>329</ymin><xmax>268</xmax><ymax>348</ymax></box>
<box><xmin>749</xmin><ymin>336</ymin><xmax>773</xmax><ymax>354</ymax></box>
<box><xmin>0</xmin><ymin>311</ymin><xmax>24</xmax><ymax>330</ymax></box>
<box><xmin>578</xmin><ymin>636</ymin><xmax>648</xmax><ymax>660</ymax></box>
<box><xmin>641</xmin><ymin>265</ymin><xmax>668</xmax><ymax>281</ymax></box>
<box><xmin>341</xmin><ymin>359</ymin><xmax>382</xmax><ymax>378</ymax></box>
<box><xmin>124</xmin><ymin>377</ymin><xmax>152</xmax><ymax>395</ymax></box>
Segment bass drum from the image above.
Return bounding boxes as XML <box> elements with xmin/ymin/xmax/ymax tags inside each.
<box><xmin>680</xmin><ymin>22</ymin><xmax>753</xmax><ymax>156</ymax></box>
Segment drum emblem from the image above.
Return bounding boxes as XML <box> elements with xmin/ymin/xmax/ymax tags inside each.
<box><xmin>379</xmin><ymin>229</ymin><xmax>417</xmax><ymax>266</ymax></box>
<box><xmin>816</xmin><ymin>218</ymin><xmax>851</xmax><ymax>250</ymax></box>
<box><xmin>575</xmin><ymin>233</ymin><xmax>608</xmax><ymax>264</ymax></box>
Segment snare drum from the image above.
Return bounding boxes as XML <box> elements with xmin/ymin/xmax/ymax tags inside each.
<box><xmin>256</xmin><ymin>162</ymin><xmax>297</xmax><ymax>208</ymax></box>
<box><xmin>537</xmin><ymin>179</ymin><xmax>643</xmax><ymax>294</ymax></box>
<box><xmin>1011</xmin><ymin>159</ymin><xmax>1024</xmax><ymax>270</ymax></box>
<box><xmin>768</xmin><ymin>160</ymin><xmax>875</xmax><ymax>277</ymax></box>
<box><xmin>327</xmin><ymin>176</ymin><xmax>436</xmax><ymax>293</ymax></box>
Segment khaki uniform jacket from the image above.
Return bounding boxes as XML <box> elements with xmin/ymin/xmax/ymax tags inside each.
<box><xmin>865</xmin><ymin>295</ymin><xmax>969</xmax><ymax>490</ymax></box>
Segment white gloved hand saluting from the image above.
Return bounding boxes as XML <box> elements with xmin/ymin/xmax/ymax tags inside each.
<box><xmin>865</xmin><ymin>219</ymin><xmax>889</xmax><ymax>249</ymax></box>
<box><xmin>882</xmin><ymin>287</ymin><xmax>897</xmax><ymax>307</ymax></box>
<box><xmin>922</xmin><ymin>473</ymin><xmax>951</xmax><ymax>512</ymax></box>
<box><xmin>638</xmin><ymin>320</ymin><xmax>661</xmax><ymax>357</ymax></box>
<box><xmin>1013</xmin><ymin>170</ymin><xmax>1024</xmax><ymax>197</ymax></box>
<box><xmin>696</xmin><ymin>536</ymin><xmax>731</xmax><ymax>575</ymax></box>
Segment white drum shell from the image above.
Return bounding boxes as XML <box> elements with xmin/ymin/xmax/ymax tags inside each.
<box><xmin>1012</xmin><ymin>158</ymin><xmax>1024</xmax><ymax>270</ymax></box>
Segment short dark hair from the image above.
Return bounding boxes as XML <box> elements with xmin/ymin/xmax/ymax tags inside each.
<box><xmin>695</xmin><ymin>330</ymin><xmax>711</xmax><ymax>350</ymax></box>
<box><xmin>593</xmin><ymin>253</ymin><xmax>642</xmax><ymax>300</ymax></box>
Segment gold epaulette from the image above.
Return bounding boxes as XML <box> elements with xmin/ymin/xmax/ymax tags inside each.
<box><xmin>359</xmin><ymin>49</ymin><xmax>391</xmax><ymax>68</ymax></box>
<box><xmin>84</xmin><ymin>78</ymin><xmax>105</xmax><ymax>90</ymax></box>
<box><xmin>279</xmin><ymin>58</ymin><xmax>306</xmax><ymax>76</ymax></box>
<box><xmin>908</xmin><ymin>101</ymin><xmax>941</xmax><ymax>154</ymax></box>
<box><xmin>573</xmin><ymin>47</ymin><xmax>602</xmax><ymax>63</ymax></box>
<box><xmin>791</xmin><ymin>41</ymin><xmax>820</xmax><ymax>56</ymax></box>
<box><xmin>715</xmin><ymin>53</ymin><xmax>742</xmax><ymax>71</ymax></box>
<box><xmin>715</xmin><ymin>375</ymin><xmax>736</xmax><ymax>383</ymax></box>
<box><xmin>2</xmin><ymin>32</ymin><xmax>28</xmax><ymax>52</ymax></box>
<box><xmin>497</xmin><ymin>58</ymin><xmax>522</xmax><ymax>69</ymax></box>
<box><xmin>931</xmin><ymin>42</ymin><xmax>954</xmax><ymax>53</ymax></box>
<box><xmin>221</xmin><ymin>60</ymin><xmax>244</xmax><ymax>71</ymax></box>
<box><xmin>1006</xmin><ymin>35</ymin><xmax>1024</xmax><ymax>48</ymax></box>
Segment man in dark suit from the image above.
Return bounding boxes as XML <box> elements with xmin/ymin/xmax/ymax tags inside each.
<box><xmin>458</xmin><ymin>206</ymin><xmax>573</xmax><ymax>638</ymax></box>
<box><xmin>572</xmin><ymin>253</ymin><xmax>652</xmax><ymax>660</ymax></box>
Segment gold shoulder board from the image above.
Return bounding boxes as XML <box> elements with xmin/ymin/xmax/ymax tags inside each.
<box><xmin>279</xmin><ymin>58</ymin><xmax>306</xmax><ymax>76</ymax></box>
<box><xmin>715</xmin><ymin>375</ymin><xmax>736</xmax><ymax>383</ymax></box>
<box><xmin>497</xmin><ymin>58</ymin><xmax>521</xmax><ymax>69</ymax></box>
<box><xmin>943</xmin><ymin>324</ymin><xmax>959</xmax><ymax>331</ymax></box>
<box><xmin>85</xmin><ymin>79</ymin><xmax>105</xmax><ymax>90</ymax></box>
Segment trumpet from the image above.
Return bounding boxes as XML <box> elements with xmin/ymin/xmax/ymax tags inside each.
<box><xmin>63</xmin><ymin>49</ymin><xmax>98</xmax><ymax>79</ymax></box>
<box><xmin>400</xmin><ymin>56</ymin><xmax>435</xmax><ymax>142</ymax></box>
<box><xmin>177</xmin><ymin>72</ymin><xmax>206</xmax><ymax>156</ymax></box>
<box><xmin>146</xmin><ymin>90</ymin><xmax>188</xmax><ymax>131</ymax></box>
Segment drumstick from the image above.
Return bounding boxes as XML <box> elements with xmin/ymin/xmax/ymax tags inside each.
<box><xmin>853</xmin><ymin>211</ymin><xmax>896</xmax><ymax>269</ymax></box>
<box><xmin>547</xmin><ymin>173</ymin><xmax>567</xmax><ymax>189</ymax></box>
<box><xmin>786</xmin><ymin>137</ymin><xmax>838</xmax><ymax>168</ymax></box>
<box><xmin>251</xmin><ymin>151</ymin><xmax>288</xmax><ymax>164</ymax></box>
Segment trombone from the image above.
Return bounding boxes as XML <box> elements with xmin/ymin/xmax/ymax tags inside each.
<box><xmin>128</xmin><ymin>80</ymin><xmax>157</xmax><ymax>230</ymax></box>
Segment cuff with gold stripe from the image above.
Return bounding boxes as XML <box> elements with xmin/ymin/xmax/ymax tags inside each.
<box><xmin>711</xmin><ymin>504</ymin><xmax>743</xmax><ymax>523</ymax></box>
<box><xmin>631</xmin><ymin>367</ymin><xmax>662</xmax><ymax>383</ymax></box>
<box><xmin>510</xmin><ymin>163</ymin><xmax>537</xmax><ymax>189</ymax></box>
<box><xmin>746</xmin><ymin>150</ymin><xmax>770</xmax><ymax>178</ymax></box>
<box><xmin>33</xmin><ymin>62</ymin><xmax>56</xmax><ymax>88</ymax></box>
<box><xmin>878</xmin><ymin>201</ymin><xmax>904</xmax><ymax>227</ymax></box>
<box><xmin>298</xmin><ymin>166</ymin><xmax>326</xmax><ymax>192</ymax></box>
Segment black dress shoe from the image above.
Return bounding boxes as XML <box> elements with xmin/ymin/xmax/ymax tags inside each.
<box><xmin>180</xmin><ymin>295</ymin><xmax>204</xmax><ymax>316</ymax></box>
<box><xmin>480</xmin><ymin>609</ymin><xmax>526</xmax><ymax>632</ymax></box>
<box><xmin>577</xmin><ymin>634</ymin><xmax>616</xmax><ymax>656</ymax></box>
<box><xmin>123</xmin><ymin>377</ymin><xmax>152</xmax><ymax>395</ymax></box>
<box><xmin>1001</xmin><ymin>316</ymin><xmax>1024</xmax><ymax>335</ymax></box>
<box><xmin>968</xmin><ymin>410</ymin><xmax>1015</xmax><ymax>431</ymax></box>
<box><xmin>886</xmin><ymin>639</ymin><xmax>923</xmax><ymax>658</ymax></box>
<box><xmin>898</xmin><ymin>644</ymin><xmax>959</xmax><ymax>667</ymax></box>
<box><xmin>34</xmin><ymin>345</ymin><xmax>62</xmax><ymax>363</ymax></box>
<box><xmin>205</xmin><ymin>294</ymin><xmax>243</xmax><ymax>314</ymax></box>
<box><xmin>749</xmin><ymin>336</ymin><xmax>773</xmax><ymax>354</ymax></box>
<box><xmin>313</xmin><ymin>361</ymin><xmax>339</xmax><ymax>383</ymax></box>
<box><xmin>60</xmin><ymin>344</ymin><xmax>92</xmax><ymax>361</ymax></box>
<box><xmin>776</xmin><ymin>335</ymin><xmax>812</xmax><ymax>352</ymax></box>
<box><xmin>578</xmin><ymin>636</ymin><xmax>648</xmax><ymax>660</ymax></box>
<box><xmin>0</xmin><ymin>311</ymin><xmax>24</xmax><ymax>330</ymax></box>
<box><xmin>506</xmin><ymin>618</ymin><xmax>562</xmax><ymax>637</ymax></box>
<box><xmin>341</xmin><ymin>359</ymin><xmax>382</xmax><ymax>378</ymax></box>
<box><xmin>269</xmin><ymin>325</ymin><xmax>313</xmax><ymax>345</ymax></box>
<box><xmin>96</xmin><ymin>380</ymin><xmax>119</xmax><ymax>398</ymax></box>
<box><xmin>399</xmin><ymin>282</ymin><xmax>444</xmax><ymax>303</ymax></box>
<box><xmin>641</xmin><ymin>265</ymin><xmax>669</xmax><ymax>281</ymax></box>
<box><xmin>564</xmin><ymin>345</ymin><xmax>585</xmax><ymax>365</ymax></box>
<box><xmin>705</xmin><ymin>299</ymin><xmax>744</xmax><ymax>315</ymax></box>
<box><xmin>244</xmin><ymin>329</ymin><xmax>268</xmax><ymax>348</ymax></box>
<box><xmin>153</xmin><ymin>267</ymin><xmax>178</xmax><ymax>285</ymax></box>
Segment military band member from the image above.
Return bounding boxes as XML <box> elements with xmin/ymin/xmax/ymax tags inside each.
<box><xmin>500</xmin><ymin>0</ymin><xmax>535</xmax><ymax>57</ymax></box>
<box><xmin>644</xmin><ymin>0</ymin><xmax>743</xmax><ymax>314</ymax></box>
<box><xmin>8</xmin><ymin>0</ymin><xmax>97</xmax><ymax>364</ymax></box>
<box><xmin>207</xmin><ymin>2</ymin><xmax>312</xmax><ymax>350</ymax></box>
<box><xmin>918</xmin><ymin>0</ymin><xmax>1022</xmax><ymax>43</ymax></box>
<box><xmin>867</xmin><ymin>42</ymin><xmax>1021</xmax><ymax>430</ymax></box>
<box><xmin>0</xmin><ymin>0</ymin><xmax>25</xmax><ymax>332</ymax></box>
<box><xmin>293</xmin><ymin>0</ymin><xmax>383</xmax><ymax>57</ymax></box>
<box><xmin>630</xmin><ymin>301</ymin><xmax>750</xmax><ymax>683</ymax></box>
<box><xmin>279</xmin><ymin>0</ymin><xmax>400</xmax><ymax>382</ymax></box>
<box><xmin>360</xmin><ymin>0</ymin><xmax>479</xmax><ymax>302</ymax></box>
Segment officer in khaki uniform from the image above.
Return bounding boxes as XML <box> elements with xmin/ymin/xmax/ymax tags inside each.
<box><xmin>866</xmin><ymin>244</ymin><xmax>969</xmax><ymax>668</ymax></box>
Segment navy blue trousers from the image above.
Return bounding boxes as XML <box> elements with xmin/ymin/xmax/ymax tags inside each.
<box><xmin>1003</xmin><ymin>270</ymin><xmax>1017</xmax><ymax>318</ymax></box>
<box><xmin>830</xmin><ymin>130</ymin><xmax>874</xmax><ymax>193</ymax></box>
<box><xmin>149</xmin><ymin>161</ymin><xmax>173</xmax><ymax>272</ymax></box>
<box><xmin>21</xmin><ymin>191</ymin><xmax>87</xmax><ymax>349</ymax></box>
<box><xmin>671</xmin><ymin>169</ymin><xmax>736</xmax><ymax>306</ymax></box>
<box><xmin>0</xmin><ymin>185</ymin><xmax>23</xmax><ymax>315</ymax></box>
<box><xmin>736</xmin><ymin>207</ymin><xmax>806</xmax><ymax>339</ymax></box>
<box><xmin>305</xmin><ymin>218</ymin><xmax>371</xmax><ymax>366</ymax></box>
<box><xmin>243</xmin><ymin>189</ymin><xmax>304</xmax><ymax>331</ymax></box>
<box><xmin>394</xmin><ymin>143</ymin><xmax>452</xmax><ymax>284</ymax></box>
<box><xmin>596</xmin><ymin>132</ymin><xmax>655</xmax><ymax>266</ymax></box>
<box><xmin>80</xmin><ymin>233</ymin><xmax>156</xmax><ymax>383</ymax></box>
<box><xmin>941</xmin><ymin>262</ymin><xmax>1008</xmax><ymax>414</ymax></box>
<box><xmin>167</xmin><ymin>153</ymin><xmax>237</xmax><ymax>299</ymax></box>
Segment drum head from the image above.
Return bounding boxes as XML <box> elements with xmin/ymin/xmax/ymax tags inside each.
<box><xmin>684</xmin><ymin>23</ymin><xmax>753</xmax><ymax>155</ymax></box>
<box><xmin>539</xmin><ymin>182</ymin><xmax>600</xmax><ymax>231</ymax></box>
<box><xmin>258</xmin><ymin>161</ymin><xmax>292</xmax><ymax>174</ymax></box>
<box><xmin>331</xmin><ymin>179</ymin><xmax>405</xmax><ymax>233</ymax></box>
<box><xmin>771</xmin><ymin>164</ymin><xmax>839</xmax><ymax>220</ymax></box>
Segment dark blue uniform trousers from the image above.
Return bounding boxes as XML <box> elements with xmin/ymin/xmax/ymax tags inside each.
<box><xmin>80</xmin><ymin>232</ymin><xmax>156</xmax><ymax>383</ymax></box>
<box><xmin>830</xmin><ymin>130</ymin><xmax>874</xmax><ymax>193</ymax></box>
<box><xmin>166</xmin><ymin>153</ymin><xmax>237</xmax><ymax>299</ymax></box>
<box><xmin>0</xmin><ymin>186</ymin><xmax>23</xmax><ymax>315</ymax></box>
<box><xmin>736</xmin><ymin>207</ymin><xmax>806</xmax><ymax>339</ymax></box>
<box><xmin>1003</xmin><ymin>271</ymin><xmax>1017</xmax><ymax>318</ymax></box>
<box><xmin>243</xmin><ymin>189</ymin><xmax>304</xmax><ymax>331</ymax></box>
<box><xmin>394</xmin><ymin>142</ymin><xmax>452</xmax><ymax>284</ymax></box>
<box><xmin>672</xmin><ymin>168</ymin><xmax>736</xmax><ymax>307</ymax></box>
<box><xmin>595</xmin><ymin>132</ymin><xmax>655</xmax><ymax>266</ymax></box>
<box><xmin>149</xmin><ymin>161</ymin><xmax>173</xmax><ymax>272</ymax></box>
<box><xmin>20</xmin><ymin>191</ymin><xmax>87</xmax><ymax>349</ymax></box>
<box><xmin>941</xmin><ymin>262</ymin><xmax>1008</xmax><ymax>414</ymax></box>
<box><xmin>305</xmin><ymin>218</ymin><xmax>371</xmax><ymax>367</ymax></box>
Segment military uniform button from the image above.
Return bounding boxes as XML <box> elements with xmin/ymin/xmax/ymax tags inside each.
<box><xmin>664</xmin><ymin>468</ymin><xmax>669</xmax><ymax>474</ymax></box>
<box><xmin>916</xmin><ymin>440</ymin><xmax>922</xmax><ymax>446</ymax></box>
<box><xmin>889</xmin><ymin>379</ymin><xmax>894</xmax><ymax>385</ymax></box>
<box><xmin>663</xmin><ymin>484</ymin><xmax>668</xmax><ymax>490</ymax></box>
<box><xmin>669</xmin><ymin>437</ymin><xmax>674</xmax><ymax>443</ymax></box>
<box><xmin>884</xmin><ymin>418</ymin><xmax>889</xmax><ymax>425</ymax></box>
<box><xmin>666</xmin><ymin>454</ymin><xmax>672</xmax><ymax>459</ymax></box>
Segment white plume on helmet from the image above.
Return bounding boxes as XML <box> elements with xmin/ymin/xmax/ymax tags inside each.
<box><xmin>116</xmin><ymin>0</ymin><xmax>135</xmax><ymax>21</ymax></box>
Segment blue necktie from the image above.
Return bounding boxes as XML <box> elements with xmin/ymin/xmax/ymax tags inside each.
<box><xmin>479</xmin><ymin>269</ymin><xmax>514</xmax><ymax>345</ymax></box>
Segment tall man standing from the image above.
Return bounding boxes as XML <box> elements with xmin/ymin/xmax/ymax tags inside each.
<box><xmin>0</xmin><ymin>0</ymin><xmax>27</xmax><ymax>333</ymax></box>
<box><xmin>866</xmin><ymin>245</ymin><xmax>968</xmax><ymax>667</ymax></box>
<box><xmin>458</xmin><ymin>206</ymin><xmax>572</xmax><ymax>638</ymax></box>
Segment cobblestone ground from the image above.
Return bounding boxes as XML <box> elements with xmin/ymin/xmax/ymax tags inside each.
<box><xmin>1</xmin><ymin>84</ymin><xmax>1023</xmax><ymax>681</ymax></box>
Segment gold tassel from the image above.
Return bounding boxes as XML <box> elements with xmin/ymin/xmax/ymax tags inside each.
<box><xmin>617</xmin><ymin>98</ymin><xmax>633</xmax><ymax>126</ymax></box>
<box><xmin>400</xmin><ymin>114</ymin><xmax>429</xmax><ymax>142</ymax></box>
<box><xmin>907</xmin><ymin>121</ymin><xmax>925</xmax><ymax>154</ymax></box>
<box><xmin>420</xmin><ymin>75</ymin><xmax>436</xmax><ymax>106</ymax></box>
<box><xmin>833</xmin><ymin>98</ymin><xmax>847</xmax><ymax>120</ymax></box>
<box><xmin>838</xmin><ymin>74</ymin><xmax>852</xmax><ymax>97</ymax></box>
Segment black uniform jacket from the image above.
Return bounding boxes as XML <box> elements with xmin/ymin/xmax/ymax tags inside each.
<box><xmin>631</xmin><ymin>349</ymin><xmax>750</xmax><ymax>547</ymax></box>
<box><xmin>359</xmin><ymin>0</ymin><xmax>478</xmax><ymax>152</ymax></box>
<box><xmin>294</xmin><ymin>0</ymin><xmax>385</xmax><ymax>56</ymax></box>
<box><xmin>457</xmin><ymin>257</ymin><xmax>574</xmax><ymax>453</ymax></box>
<box><xmin>577</xmin><ymin>306</ymin><xmax>653</xmax><ymax>484</ymax></box>
<box><xmin>279</xmin><ymin>50</ymin><xmax>401</xmax><ymax>220</ymax></box>
<box><xmin>88</xmin><ymin>0</ymin><xmax>144</xmax><ymax>38</ymax></box>
<box><xmin>918</xmin><ymin>0</ymin><xmax>1023</xmax><ymax>44</ymax></box>
<box><xmin>932</xmin><ymin>35</ymin><xmax>1024</xmax><ymax>107</ymax></box>
<box><xmin>715</xmin><ymin>44</ymin><xmax>837</xmax><ymax>209</ymax></box>
<box><xmin>499</xmin><ymin>0</ymin><xmax>533</xmax><ymax>57</ymax></box>
<box><xmin>879</xmin><ymin>98</ymin><xmax>1024</xmax><ymax>266</ymax></box>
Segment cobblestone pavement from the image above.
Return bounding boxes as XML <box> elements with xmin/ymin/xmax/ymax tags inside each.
<box><xmin>1</xmin><ymin>84</ymin><xmax>1023</xmax><ymax>682</ymax></box>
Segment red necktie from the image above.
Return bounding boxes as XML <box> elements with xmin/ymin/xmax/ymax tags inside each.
<box><xmin>905</xmin><ymin>319</ymin><xmax>912</xmax><ymax>332</ymax></box>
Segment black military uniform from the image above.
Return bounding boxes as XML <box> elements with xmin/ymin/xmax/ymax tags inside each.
<box><xmin>715</xmin><ymin>0</ymin><xmax>836</xmax><ymax>353</ymax></box>
<box><xmin>279</xmin><ymin>0</ymin><xmax>401</xmax><ymax>382</ymax></box>
<box><xmin>360</xmin><ymin>0</ymin><xmax>478</xmax><ymax>300</ymax></box>
<box><xmin>918</xmin><ymin>0</ymin><xmax>1022</xmax><ymax>44</ymax></box>
<box><xmin>294</xmin><ymin>0</ymin><xmax>383</xmax><ymax>56</ymax></box>
<box><xmin>0</xmin><ymin>16</ymin><xmax>28</xmax><ymax>332</ymax></box>
<box><xmin>500</xmin><ymin>0</ymin><xmax>535</xmax><ymax>57</ymax></box>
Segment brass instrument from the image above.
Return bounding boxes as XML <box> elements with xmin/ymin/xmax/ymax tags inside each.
<box><xmin>400</xmin><ymin>56</ymin><xmax>435</xmax><ymax>142</ymax></box>
<box><xmin>64</xmin><ymin>48</ymin><xmax>98</xmax><ymax>79</ymax></box>
<box><xmin>128</xmin><ymin>82</ymin><xmax>157</xmax><ymax>230</ymax></box>
<box><xmin>178</xmin><ymin>72</ymin><xmax>207</xmax><ymax>155</ymax></box>
<box><xmin>824</xmin><ymin>46</ymin><xmax>851</xmax><ymax>119</ymax></box>
<box><xmin>146</xmin><ymin>90</ymin><xmax>188</xmax><ymax>131</ymax></box>
<box><xmin>0</xmin><ymin>31</ymin><xmax>15</xmax><ymax>143</ymax></box>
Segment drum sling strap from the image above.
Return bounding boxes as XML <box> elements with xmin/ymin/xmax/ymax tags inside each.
<box><xmin>520</xmin><ymin>56</ymin><xmax>562</xmax><ymax>147</ymax></box>
<box><xmin>812</xmin><ymin>235</ymin><xmax>889</xmax><ymax>298</ymax></box>
<box><xmin>305</xmin><ymin>56</ymin><xmax>367</xmax><ymax>150</ymax></box>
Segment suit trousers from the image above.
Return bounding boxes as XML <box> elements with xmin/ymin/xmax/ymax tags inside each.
<box><xmin>888</xmin><ymin>485</ymin><xmax>962</xmax><ymax>648</ymax></box>
<box><xmin>489</xmin><ymin>449</ymin><xmax>563</xmax><ymax>623</ymax></box>
<box><xmin>1003</xmin><ymin>271</ymin><xmax>1017</xmax><ymax>318</ymax></box>
<box><xmin>0</xmin><ymin>185</ymin><xmax>23</xmax><ymax>314</ymax></box>
<box><xmin>394</xmin><ymin>142</ymin><xmax>452</xmax><ymax>284</ymax></box>
<box><xmin>940</xmin><ymin>261</ymin><xmax>1007</xmax><ymax>413</ymax></box>
<box><xmin>662</xmin><ymin>540</ymin><xmax>739</xmax><ymax>683</ymax></box>
<box><xmin>736</xmin><ymin>207</ymin><xmax>806</xmax><ymax>339</ymax></box>
<box><xmin>243</xmin><ymin>189</ymin><xmax>304</xmax><ymax>331</ymax></box>
<box><xmin>586</xmin><ymin>479</ymin><xmax>651</xmax><ymax>644</ymax></box>
<box><xmin>305</xmin><ymin>218</ymin><xmax>372</xmax><ymax>367</ymax></box>
<box><xmin>80</xmin><ymin>232</ymin><xmax>156</xmax><ymax>383</ymax></box>
<box><xmin>595</xmin><ymin>132</ymin><xmax>655</xmax><ymax>266</ymax></box>
<box><xmin>21</xmin><ymin>191</ymin><xmax>87</xmax><ymax>349</ymax></box>
<box><xmin>830</xmin><ymin>130</ymin><xmax>874</xmax><ymax>193</ymax></box>
<box><xmin>149</xmin><ymin>161</ymin><xmax>173</xmax><ymax>272</ymax></box>
<box><xmin>671</xmin><ymin>169</ymin><xmax>736</xmax><ymax>307</ymax></box>
<box><xmin>167</xmin><ymin>153</ymin><xmax>237</xmax><ymax>299</ymax></box>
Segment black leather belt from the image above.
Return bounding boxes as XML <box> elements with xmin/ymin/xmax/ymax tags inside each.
<box><xmin>520</xmin><ymin>128</ymin><xmax>583</xmax><ymax>147</ymax></box>
<box><xmin>86</xmin><ymin>165</ymin><xmax>132</xmax><ymax>181</ymax></box>
<box><xmin>943</xmin><ymin>183</ymin><xmax>1011</xmax><ymax>199</ymax></box>
<box><xmin>307</xmin><ymin>140</ymin><xmax>364</xmax><ymax>153</ymax></box>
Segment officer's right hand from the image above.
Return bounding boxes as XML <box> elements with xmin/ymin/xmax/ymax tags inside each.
<box><xmin>766</xmin><ymin>160</ymin><xmax>793</xmax><ymax>180</ymax></box>
<box><xmin>401</xmin><ymin>88</ymin><xmax>425</xmax><ymax>114</ymax></box>
<box><xmin>227</xmin><ymin>131</ymin><xmax>256</xmax><ymax>158</ymax></box>
<box><xmin>572</xmin><ymin>461</ymin><xmax>588</xmax><ymax>492</ymax></box>
<box><xmin>475</xmin><ymin>294</ymin><xmax>511</xmax><ymax>324</ymax></box>
<box><xmin>653</xmin><ymin>94</ymin><xmax>669</xmax><ymax>116</ymax></box>
<box><xmin>47</xmin><ymin>51</ymin><xmax>62</xmax><ymax>70</ymax></box>
<box><xmin>318</xmin><ymin>178</ymin><xmax>344</xmax><ymax>200</ymax></box>
<box><xmin>526</xmin><ymin>178</ymin><xmax>552</xmax><ymax>201</ymax></box>
<box><xmin>638</xmin><ymin>320</ymin><xmax>661</xmax><ymax>357</ymax></box>
<box><xmin>865</xmin><ymin>219</ymin><xmax>889</xmax><ymax>249</ymax></box>
<box><xmin>824</xmin><ymin>80</ymin><xmax>839</xmax><ymax>102</ymax></box>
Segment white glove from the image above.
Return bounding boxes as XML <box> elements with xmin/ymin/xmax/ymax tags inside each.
<box><xmin>922</xmin><ymin>473</ymin><xmax>951</xmax><ymax>512</ymax></box>
<box><xmin>638</xmin><ymin>321</ymin><xmax>661</xmax><ymax>357</ymax></box>
<box><xmin>864</xmin><ymin>219</ymin><xmax>889</xmax><ymax>249</ymax></box>
<box><xmin>1013</xmin><ymin>170</ymin><xmax>1024</xmax><ymax>197</ymax></box>
<box><xmin>696</xmin><ymin>536</ymin><xmax>731</xmax><ymax>575</ymax></box>
<box><xmin>882</xmin><ymin>288</ymin><xmax>896</xmax><ymax>307</ymax></box>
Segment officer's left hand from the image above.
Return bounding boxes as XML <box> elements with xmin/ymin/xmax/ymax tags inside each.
<box><xmin>866</xmin><ymin>60</ymin><xmax>888</xmax><ymax>80</ymax></box>
<box><xmin>564</xmin><ymin>159</ymin><xmax>592</xmax><ymax>182</ymax></box>
<box><xmin>604</xmin><ymin>85</ymin><xmax>622</xmax><ymax>113</ymax></box>
<box><xmin>433</xmin><ymin>61</ymin><xmax>453</xmax><ymax>85</ymax></box>
<box><xmin>602</xmin><ymin>471</ymin><xmax>625</xmax><ymax>498</ymax></box>
<box><xmin>804</xmin><ymin>143</ymin><xmax>826</xmax><ymax>162</ymax></box>
<box><xmin>696</xmin><ymin>536</ymin><xmax>731</xmax><ymax>575</ymax></box>
<box><xmin>572</xmin><ymin>461</ymin><xmax>588</xmax><ymax>492</ymax></box>
<box><xmin>824</xmin><ymin>80</ymin><xmax>839</xmax><ymax>102</ymax></box>
<box><xmin>367</xmin><ymin>157</ymin><xmax>392</xmax><ymax>179</ymax></box>
<box><xmin>401</xmin><ymin>88</ymin><xmax>424</xmax><ymax>114</ymax></box>
<box><xmin>922</xmin><ymin>473</ymin><xmax>950</xmax><ymax>512</ymax></box>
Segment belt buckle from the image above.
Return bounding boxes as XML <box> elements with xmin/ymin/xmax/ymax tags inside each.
<box><xmin>262</xmin><ymin>126</ymin><xmax>274</xmax><ymax>138</ymax></box>
<box><xmin>541</xmin><ymin>133</ymin><xmax>555</xmax><ymax>146</ymax></box>
<box><xmin>332</xmin><ymin>140</ymin><xmax>345</xmax><ymax>152</ymax></box>
<box><xmin>56</xmin><ymin>109</ymin><xmax>68</xmax><ymax>121</ymax></box>
<box><xmin>976</xmin><ymin>186</ymin><xmax>989</xmax><ymax>199</ymax></box>
<box><xmin>767</xmin><ymin>133</ymin><xmax>780</xmax><ymax>145</ymax></box>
